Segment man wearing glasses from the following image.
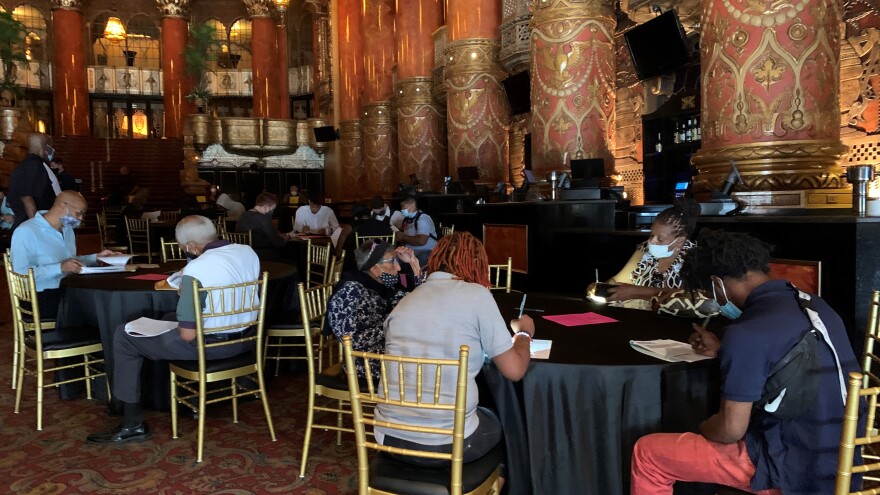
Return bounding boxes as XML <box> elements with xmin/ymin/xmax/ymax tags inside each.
<box><xmin>10</xmin><ymin>191</ymin><xmax>120</xmax><ymax>319</ymax></box>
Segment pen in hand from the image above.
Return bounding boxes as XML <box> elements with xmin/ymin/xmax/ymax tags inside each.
<box><xmin>518</xmin><ymin>293</ymin><xmax>527</xmax><ymax>319</ymax></box>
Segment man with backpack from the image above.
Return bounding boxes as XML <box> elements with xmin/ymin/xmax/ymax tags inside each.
<box><xmin>393</xmin><ymin>196</ymin><xmax>437</xmax><ymax>267</ymax></box>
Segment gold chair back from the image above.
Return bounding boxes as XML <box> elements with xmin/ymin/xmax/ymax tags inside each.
<box><xmin>6</xmin><ymin>253</ymin><xmax>107</xmax><ymax>430</ymax></box>
<box><xmin>168</xmin><ymin>272</ymin><xmax>275</xmax><ymax>462</ymax></box>
<box><xmin>159</xmin><ymin>210</ymin><xmax>180</xmax><ymax>223</ymax></box>
<box><xmin>160</xmin><ymin>237</ymin><xmax>186</xmax><ymax>262</ymax></box>
<box><xmin>342</xmin><ymin>336</ymin><xmax>501</xmax><ymax>495</ymax></box>
<box><xmin>488</xmin><ymin>256</ymin><xmax>513</xmax><ymax>293</ymax></box>
<box><xmin>213</xmin><ymin>217</ymin><xmax>228</xmax><ymax>236</ymax></box>
<box><xmin>354</xmin><ymin>233</ymin><xmax>396</xmax><ymax>247</ymax></box>
<box><xmin>96</xmin><ymin>212</ymin><xmax>128</xmax><ymax>252</ymax></box>
<box><xmin>439</xmin><ymin>223</ymin><xmax>455</xmax><ymax>237</ymax></box>
<box><xmin>306</xmin><ymin>240</ymin><xmax>332</xmax><ymax>287</ymax></box>
<box><xmin>4</xmin><ymin>251</ymin><xmax>21</xmax><ymax>390</ymax></box>
<box><xmin>125</xmin><ymin>217</ymin><xmax>154</xmax><ymax>263</ymax></box>
<box><xmin>835</xmin><ymin>371</ymin><xmax>880</xmax><ymax>494</ymax></box>
<box><xmin>221</xmin><ymin>231</ymin><xmax>253</xmax><ymax>246</ymax></box>
<box><xmin>329</xmin><ymin>251</ymin><xmax>346</xmax><ymax>284</ymax></box>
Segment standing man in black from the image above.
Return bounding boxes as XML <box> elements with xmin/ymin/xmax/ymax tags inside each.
<box><xmin>8</xmin><ymin>133</ymin><xmax>60</xmax><ymax>229</ymax></box>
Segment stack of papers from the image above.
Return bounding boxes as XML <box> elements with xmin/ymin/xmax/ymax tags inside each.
<box><xmin>124</xmin><ymin>317</ymin><xmax>178</xmax><ymax>337</ymax></box>
<box><xmin>79</xmin><ymin>266</ymin><xmax>127</xmax><ymax>274</ymax></box>
<box><xmin>629</xmin><ymin>339</ymin><xmax>713</xmax><ymax>363</ymax></box>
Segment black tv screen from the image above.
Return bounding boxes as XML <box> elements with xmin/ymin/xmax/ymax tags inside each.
<box><xmin>502</xmin><ymin>71</ymin><xmax>531</xmax><ymax>115</ymax></box>
<box><xmin>624</xmin><ymin>11</ymin><xmax>691</xmax><ymax>80</ymax></box>
<box><xmin>313</xmin><ymin>126</ymin><xmax>338</xmax><ymax>142</ymax></box>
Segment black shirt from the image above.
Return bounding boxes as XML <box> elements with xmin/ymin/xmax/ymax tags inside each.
<box><xmin>8</xmin><ymin>154</ymin><xmax>55</xmax><ymax>228</ymax></box>
<box><xmin>236</xmin><ymin>210</ymin><xmax>285</xmax><ymax>250</ymax></box>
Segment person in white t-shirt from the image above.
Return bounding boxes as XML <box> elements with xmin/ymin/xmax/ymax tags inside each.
<box><xmin>294</xmin><ymin>194</ymin><xmax>342</xmax><ymax>245</ymax></box>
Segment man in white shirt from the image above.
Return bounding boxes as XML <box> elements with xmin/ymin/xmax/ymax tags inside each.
<box><xmin>294</xmin><ymin>195</ymin><xmax>342</xmax><ymax>245</ymax></box>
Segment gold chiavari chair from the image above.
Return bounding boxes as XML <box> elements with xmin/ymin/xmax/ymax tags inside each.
<box><xmin>835</xmin><ymin>371</ymin><xmax>880</xmax><ymax>494</ymax></box>
<box><xmin>213</xmin><ymin>217</ymin><xmax>228</xmax><ymax>236</ymax></box>
<box><xmin>160</xmin><ymin>237</ymin><xmax>186</xmax><ymax>262</ymax></box>
<box><xmin>7</xmin><ymin>253</ymin><xmax>108</xmax><ymax>430</ymax></box>
<box><xmin>168</xmin><ymin>273</ymin><xmax>275</xmax><ymax>462</ymax></box>
<box><xmin>341</xmin><ymin>336</ymin><xmax>503</xmax><ymax>495</ymax></box>
<box><xmin>306</xmin><ymin>239</ymin><xmax>332</xmax><ymax>287</ymax></box>
<box><xmin>329</xmin><ymin>251</ymin><xmax>346</xmax><ymax>284</ymax></box>
<box><xmin>96</xmin><ymin>212</ymin><xmax>128</xmax><ymax>253</ymax></box>
<box><xmin>125</xmin><ymin>217</ymin><xmax>159</xmax><ymax>263</ymax></box>
<box><xmin>863</xmin><ymin>290</ymin><xmax>880</xmax><ymax>389</ymax></box>
<box><xmin>488</xmin><ymin>256</ymin><xmax>513</xmax><ymax>293</ymax></box>
<box><xmin>354</xmin><ymin>233</ymin><xmax>396</xmax><ymax>247</ymax></box>
<box><xmin>159</xmin><ymin>210</ymin><xmax>181</xmax><ymax>223</ymax></box>
<box><xmin>439</xmin><ymin>223</ymin><xmax>455</xmax><ymax>237</ymax></box>
<box><xmin>221</xmin><ymin>231</ymin><xmax>253</xmax><ymax>246</ymax></box>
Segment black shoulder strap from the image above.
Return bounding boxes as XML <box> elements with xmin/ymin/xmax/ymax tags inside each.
<box><xmin>403</xmin><ymin>211</ymin><xmax>437</xmax><ymax>240</ymax></box>
<box><xmin>792</xmin><ymin>285</ymin><xmax>847</xmax><ymax>405</ymax></box>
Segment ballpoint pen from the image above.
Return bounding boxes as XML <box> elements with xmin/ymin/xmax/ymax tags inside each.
<box><xmin>518</xmin><ymin>293</ymin><xmax>527</xmax><ymax>319</ymax></box>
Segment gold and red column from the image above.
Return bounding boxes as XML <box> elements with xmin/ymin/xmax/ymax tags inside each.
<box><xmin>445</xmin><ymin>0</ymin><xmax>509</xmax><ymax>183</ymax></box>
<box><xmin>158</xmin><ymin>0</ymin><xmax>194</xmax><ymax>137</ymax></box>
<box><xmin>246</xmin><ymin>0</ymin><xmax>275</xmax><ymax>118</ymax></box>
<box><xmin>530</xmin><ymin>0</ymin><xmax>616</xmax><ymax>175</ymax></box>
<box><xmin>275</xmin><ymin>20</ymin><xmax>290</xmax><ymax>118</ymax></box>
<box><xmin>692</xmin><ymin>0</ymin><xmax>846</xmax><ymax>192</ymax></box>
<box><xmin>51</xmin><ymin>0</ymin><xmax>89</xmax><ymax>136</ymax></box>
<box><xmin>362</xmin><ymin>0</ymin><xmax>398</xmax><ymax>194</ymax></box>
<box><xmin>396</xmin><ymin>0</ymin><xmax>446</xmax><ymax>191</ymax></box>
<box><xmin>308</xmin><ymin>0</ymin><xmax>333</xmax><ymax>117</ymax></box>
<box><xmin>338</xmin><ymin>0</ymin><xmax>366</xmax><ymax>199</ymax></box>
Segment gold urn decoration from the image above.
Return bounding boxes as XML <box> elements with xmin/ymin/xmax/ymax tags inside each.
<box><xmin>220</xmin><ymin>118</ymin><xmax>297</xmax><ymax>164</ymax></box>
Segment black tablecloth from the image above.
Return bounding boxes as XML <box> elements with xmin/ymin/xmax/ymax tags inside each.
<box><xmin>56</xmin><ymin>261</ymin><xmax>296</xmax><ymax>408</ymax></box>
<box><xmin>483</xmin><ymin>292</ymin><xmax>720</xmax><ymax>495</ymax></box>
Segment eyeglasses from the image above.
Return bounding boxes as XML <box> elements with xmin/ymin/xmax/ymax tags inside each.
<box><xmin>62</xmin><ymin>201</ymin><xmax>86</xmax><ymax>218</ymax></box>
<box><xmin>377</xmin><ymin>257</ymin><xmax>398</xmax><ymax>265</ymax></box>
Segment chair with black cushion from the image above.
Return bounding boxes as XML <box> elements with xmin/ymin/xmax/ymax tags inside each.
<box><xmin>835</xmin><ymin>371</ymin><xmax>880</xmax><ymax>494</ymax></box>
<box><xmin>288</xmin><ymin>282</ymin><xmax>355</xmax><ymax>478</ymax></box>
<box><xmin>160</xmin><ymin>237</ymin><xmax>186</xmax><ymax>262</ymax></box>
<box><xmin>125</xmin><ymin>217</ymin><xmax>159</xmax><ymax>263</ymax></box>
<box><xmin>96</xmin><ymin>212</ymin><xmax>128</xmax><ymax>253</ymax></box>
<box><xmin>221</xmin><ymin>231</ymin><xmax>252</xmax><ymax>246</ymax></box>
<box><xmin>306</xmin><ymin>240</ymin><xmax>332</xmax><ymax>287</ymax></box>
<box><xmin>488</xmin><ymin>256</ymin><xmax>513</xmax><ymax>293</ymax></box>
<box><xmin>341</xmin><ymin>335</ymin><xmax>503</xmax><ymax>495</ymax></box>
<box><xmin>7</xmin><ymin>253</ymin><xmax>108</xmax><ymax>430</ymax></box>
<box><xmin>168</xmin><ymin>272</ymin><xmax>275</xmax><ymax>462</ymax></box>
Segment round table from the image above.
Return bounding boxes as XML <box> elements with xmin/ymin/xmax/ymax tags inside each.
<box><xmin>482</xmin><ymin>292</ymin><xmax>720</xmax><ymax>495</ymax></box>
<box><xmin>57</xmin><ymin>261</ymin><xmax>296</xmax><ymax>408</ymax></box>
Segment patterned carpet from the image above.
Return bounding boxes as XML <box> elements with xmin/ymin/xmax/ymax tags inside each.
<box><xmin>0</xmin><ymin>325</ymin><xmax>359</xmax><ymax>495</ymax></box>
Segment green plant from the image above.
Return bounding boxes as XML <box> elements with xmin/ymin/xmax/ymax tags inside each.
<box><xmin>184</xmin><ymin>22</ymin><xmax>219</xmax><ymax>106</ymax></box>
<box><xmin>0</xmin><ymin>11</ymin><xmax>27</xmax><ymax>102</ymax></box>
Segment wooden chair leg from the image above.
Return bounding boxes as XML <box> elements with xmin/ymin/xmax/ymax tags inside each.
<box><xmin>11</xmin><ymin>329</ymin><xmax>18</xmax><ymax>390</ymax></box>
<box><xmin>36</xmin><ymin>366</ymin><xmax>44</xmax><ymax>431</ymax></box>
<box><xmin>232</xmin><ymin>379</ymin><xmax>239</xmax><ymax>423</ymax></box>
<box><xmin>14</xmin><ymin>352</ymin><xmax>24</xmax><ymax>413</ymax></box>
<box><xmin>84</xmin><ymin>355</ymin><xmax>93</xmax><ymax>400</ymax></box>
<box><xmin>197</xmin><ymin>381</ymin><xmax>207</xmax><ymax>463</ymax></box>
<box><xmin>170</xmin><ymin>374</ymin><xmax>179</xmax><ymax>439</ymax></box>
<box><xmin>257</xmin><ymin>371</ymin><xmax>276</xmax><ymax>441</ymax></box>
<box><xmin>299</xmin><ymin>389</ymin><xmax>316</xmax><ymax>478</ymax></box>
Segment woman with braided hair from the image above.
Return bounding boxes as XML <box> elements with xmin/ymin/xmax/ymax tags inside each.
<box><xmin>375</xmin><ymin>232</ymin><xmax>533</xmax><ymax>466</ymax></box>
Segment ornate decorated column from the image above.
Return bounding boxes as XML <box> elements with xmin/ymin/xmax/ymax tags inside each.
<box><xmin>338</xmin><ymin>0</ymin><xmax>366</xmax><ymax>199</ymax></box>
<box><xmin>361</xmin><ymin>0</ymin><xmax>397</xmax><ymax>194</ymax></box>
<box><xmin>396</xmin><ymin>0</ymin><xmax>446</xmax><ymax>191</ymax></box>
<box><xmin>157</xmin><ymin>0</ymin><xmax>194</xmax><ymax>138</ymax></box>
<box><xmin>275</xmin><ymin>3</ymin><xmax>291</xmax><ymax>118</ymax></box>
<box><xmin>445</xmin><ymin>0</ymin><xmax>509</xmax><ymax>183</ymax></box>
<box><xmin>51</xmin><ymin>0</ymin><xmax>89</xmax><ymax>136</ymax></box>
<box><xmin>307</xmin><ymin>0</ymin><xmax>333</xmax><ymax>117</ymax></box>
<box><xmin>530</xmin><ymin>0</ymin><xmax>616</xmax><ymax>175</ymax></box>
<box><xmin>692</xmin><ymin>0</ymin><xmax>846</xmax><ymax>196</ymax></box>
<box><xmin>245</xmin><ymin>0</ymin><xmax>276</xmax><ymax>118</ymax></box>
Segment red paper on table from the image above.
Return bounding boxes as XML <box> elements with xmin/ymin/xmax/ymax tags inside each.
<box><xmin>126</xmin><ymin>274</ymin><xmax>169</xmax><ymax>281</ymax></box>
<box><xmin>542</xmin><ymin>312</ymin><xmax>618</xmax><ymax>327</ymax></box>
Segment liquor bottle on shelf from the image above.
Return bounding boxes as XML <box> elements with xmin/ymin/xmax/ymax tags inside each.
<box><xmin>655</xmin><ymin>133</ymin><xmax>662</xmax><ymax>153</ymax></box>
<box><xmin>696</xmin><ymin>122</ymin><xmax>701</xmax><ymax>140</ymax></box>
<box><xmin>685</xmin><ymin>119</ymin><xmax>693</xmax><ymax>142</ymax></box>
<box><xmin>677</xmin><ymin>122</ymin><xmax>685</xmax><ymax>144</ymax></box>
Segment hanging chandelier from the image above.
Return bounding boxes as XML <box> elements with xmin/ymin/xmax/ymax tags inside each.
<box><xmin>104</xmin><ymin>17</ymin><xmax>127</xmax><ymax>42</ymax></box>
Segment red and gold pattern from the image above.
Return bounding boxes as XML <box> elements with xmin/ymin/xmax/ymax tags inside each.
<box><xmin>363</xmin><ymin>103</ymin><xmax>398</xmax><ymax>195</ymax></box>
<box><xmin>340</xmin><ymin>120</ymin><xmax>367</xmax><ymax>200</ymax></box>
<box><xmin>397</xmin><ymin>78</ymin><xmax>447</xmax><ymax>192</ymax></box>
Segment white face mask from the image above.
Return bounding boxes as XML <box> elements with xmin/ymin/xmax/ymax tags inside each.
<box><xmin>647</xmin><ymin>238</ymin><xmax>680</xmax><ymax>259</ymax></box>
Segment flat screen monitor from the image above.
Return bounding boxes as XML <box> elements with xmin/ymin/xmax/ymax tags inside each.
<box><xmin>313</xmin><ymin>126</ymin><xmax>339</xmax><ymax>142</ymax></box>
<box><xmin>624</xmin><ymin>11</ymin><xmax>691</xmax><ymax>80</ymax></box>
<box><xmin>570</xmin><ymin>158</ymin><xmax>605</xmax><ymax>180</ymax></box>
<box><xmin>502</xmin><ymin>71</ymin><xmax>531</xmax><ymax>115</ymax></box>
<box><xmin>523</xmin><ymin>169</ymin><xmax>536</xmax><ymax>184</ymax></box>
<box><xmin>673</xmin><ymin>181</ymin><xmax>690</xmax><ymax>198</ymax></box>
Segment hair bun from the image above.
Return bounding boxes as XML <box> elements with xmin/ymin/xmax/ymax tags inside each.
<box><xmin>673</xmin><ymin>197</ymin><xmax>701</xmax><ymax>218</ymax></box>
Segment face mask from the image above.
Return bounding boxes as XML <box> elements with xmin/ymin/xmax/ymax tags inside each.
<box><xmin>402</xmin><ymin>209</ymin><xmax>417</xmax><ymax>219</ymax></box>
<box><xmin>60</xmin><ymin>214</ymin><xmax>81</xmax><ymax>229</ymax></box>
<box><xmin>378</xmin><ymin>271</ymin><xmax>398</xmax><ymax>288</ymax></box>
<box><xmin>45</xmin><ymin>145</ymin><xmax>55</xmax><ymax>162</ymax></box>
<box><xmin>712</xmin><ymin>279</ymin><xmax>742</xmax><ymax>320</ymax></box>
<box><xmin>647</xmin><ymin>237</ymin><xmax>679</xmax><ymax>259</ymax></box>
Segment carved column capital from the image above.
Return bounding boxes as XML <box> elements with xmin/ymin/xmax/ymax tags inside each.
<box><xmin>532</xmin><ymin>0</ymin><xmax>615</xmax><ymax>23</ymax></box>
<box><xmin>445</xmin><ymin>39</ymin><xmax>502</xmax><ymax>74</ymax></box>
<box><xmin>363</xmin><ymin>102</ymin><xmax>394</xmax><ymax>125</ymax></box>
<box><xmin>156</xmin><ymin>0</ymin><xmax>190</xmax><ymax>18</ymax></box>
<box><xmin>50</xmin><ymin>0</ymin><xmax>83</xmax><ymax>11</ymax></box>
<box><xmin>396</xmin><ymin>78</ymin><xmax>434</xmax><ymax>106</ymax></box>
<box><xmin>243</xmin><ymin>0</ymin><xmax>274</xmax><ymax>18</ymax></box>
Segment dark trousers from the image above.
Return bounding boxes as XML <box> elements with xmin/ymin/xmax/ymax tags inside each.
<box><xmin>112</xmin><ymin>323</ymin><xmax>254</xmax><ymax>404</ymax></box>
<box><xmin>383</xmin><ymin>406</ymin><xmax>502</xmax><ymax>467</ymax></box>
<box><xmin>36</xmin><ymin>288</ymin><xmax>62</xmax><ymax>320</ymax></box>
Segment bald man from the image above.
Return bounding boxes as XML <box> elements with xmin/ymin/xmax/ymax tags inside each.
<box><xmin>8</xmin><ymin>133</ymin><xmax>60</xmax><ymax>228</ymax></box>
<box><xmin>11</xmin><ymin>191</ymin><xmax>120</xmax><ymax>319</ymax></box>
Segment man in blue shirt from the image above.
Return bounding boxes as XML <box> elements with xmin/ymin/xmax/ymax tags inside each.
<box><xmin>630</xmin><ymin>230</ymin><xmax>860</xmax><ymax>495</ymax></box>
<box><xmin>10</xmin><ymin>191</ymin><xmax>118</xmax><ymax>319</ymax></box>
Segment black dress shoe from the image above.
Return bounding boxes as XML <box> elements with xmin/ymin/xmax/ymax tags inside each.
<box><xmin>87</xmin><ymin>423</ymin><xmax>151</xmax><ymax>444</ymax></box>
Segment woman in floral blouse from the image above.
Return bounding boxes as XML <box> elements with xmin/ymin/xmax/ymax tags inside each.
<box><xmin>325</xmin><ymin>239</ymin><xmax>421</xmax><ymax>379</ymax></box>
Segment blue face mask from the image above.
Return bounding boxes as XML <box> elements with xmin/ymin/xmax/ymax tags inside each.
<box><xmin>712</xmin><ymin>279</ymin><xmax>742</xmax><ymax>320</ymax></box>
<box><xmin>402</xmin><ymin>209</ymin><xmax>417</xmax><ymax>219</ymax></box>
<box><xmin>60</xmin><ymin>214</ymin><xmax>81</xmax><ymax>229</ymax></box>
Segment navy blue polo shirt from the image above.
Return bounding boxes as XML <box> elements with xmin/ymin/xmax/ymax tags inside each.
<box><xmin>719</xmin><ymin>279</ymin><xmax>859</xmax><ymax>494</ymax></box>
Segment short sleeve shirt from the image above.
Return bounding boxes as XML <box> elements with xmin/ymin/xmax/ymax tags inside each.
<box><xmin>8</xmin><ymin>154</ymin><xmax>56</xmax><ymax>227</ymax></box>
<box><xmin>720</xmin><ymin>280</ymin><xmax>859</xmax><ymax>494</ymax></box>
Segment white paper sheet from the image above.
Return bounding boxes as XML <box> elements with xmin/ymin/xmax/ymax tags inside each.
<box><xmin>530</xmin><ymin>339</ymin><xmax>553</xmax><ymax>359</ymax></box>
<box><xmin>166</xmin><ymin>271</ymin><xmax>183</xmax><ymax>289</ymax></box>
<box><xmin>124</xmin><ymin>317</ymin><xmax>178</xmax><ymax>338</ymax></box>
<box><xmin>629</xmin><ymin>339</ymin><xmax>713</xmax><ymax>363</ymax></box>
<box><xmin>79</xmin><ymin>266</ymin><xmax>127</xmax><ymax>274</ymax></box>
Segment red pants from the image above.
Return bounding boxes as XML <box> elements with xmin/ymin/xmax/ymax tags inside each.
<box><xmin>631</xmin><ymin>433</ymin><xmax>782</xmax><ymax>495</ymax></box>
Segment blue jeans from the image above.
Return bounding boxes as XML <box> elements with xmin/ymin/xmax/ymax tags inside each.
<box><xmin>382</xmin><ymin>406</ymin><xmax>502</xmax><ymax>467</ymax></box>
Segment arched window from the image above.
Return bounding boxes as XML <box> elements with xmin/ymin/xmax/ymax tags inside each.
<box><xmin>227</xmin><ymin>18</ymin><xmax>252</xmax><ymax>69</ymax></box>
<box><xmin>90</xmin><ymin>12</ymin><xmax>160</xmax><ymax>69</ymax></box>
<box><xmin>11</xmin><ymin>4</ymin><xmax>48</xmax><ymax>65</ymax></box>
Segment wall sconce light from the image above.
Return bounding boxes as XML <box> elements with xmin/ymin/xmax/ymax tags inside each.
<box><xmin>274</xmin><ymin>0</ymin><xmax>290</xmax><ymax>27</ymax></box>
<box><xmin>104</xmin><ymin>17</ymin><xmax>127</xmax><ymax>42</ymax></box>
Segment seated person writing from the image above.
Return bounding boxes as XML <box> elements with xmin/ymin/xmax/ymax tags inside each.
<box><xmin>236</xmin><ymin>192</ymin><xmax>296</xmax><ymax>262</ymax></box>
<box><xmin>376</xmin><ymin>232</ymin><xmax>532</xmax><ymax>468</ymax></box>
<box><xmin>325</xmin><ymin>240</ymin><xmax>421</xmax><ymax>380</ymax></box>
<box><xmin>589</xmin><ymin>198</ymin><xmax>700</xmax><ymax>302</ymax></box>
<box><xmin>11</xmin><ymin>191</ymin><xmax>121</xmax><ymax>319</ymax></box>
<box><xmin>631</xmin><ymin>230</ymin><xmax>861</xmax><ymax>494</ymax></box>
<box><xmin>294</xmin><ymin>194</ymin><xmax>341</xmax><ymax>245</ymax></box>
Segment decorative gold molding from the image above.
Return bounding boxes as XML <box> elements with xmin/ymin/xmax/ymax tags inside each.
<box><xmin>50</xmin><ymin>0</ymin><xmax>83</xmax><ymax>11</ymax></box>
<box><xmin>156</xmin><ymin>0</ymin><xmax>190</xmax><ymax>18</ymax></box>
<box><xmin>445</xmin><ymin>39</ymin><xmax>505</xmax><ymax>75</ymax></box>
<box><xmin>532</xmin><ymin>0</ymin><xmax>615</xmax><ymax>23</ymax></box>
<box><xmin>363</xmin><ymin>102</ymin><xmax>393</xmax><ymax>125</ymax></box>
<box><xmin>396</xmin><ymin>78</ymin><xmax>434</xmax><ymax>106</ymax></box>
<box><xmin>243</xmin><ymin>0</ymin><xmax>273</xmax><ymax>18</ymax></box>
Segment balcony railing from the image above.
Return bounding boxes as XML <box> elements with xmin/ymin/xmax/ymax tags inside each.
<box><xmin>0</xmin><ymin>60</ymin><xmax>53</xmax><ymax>90</ymax></box>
